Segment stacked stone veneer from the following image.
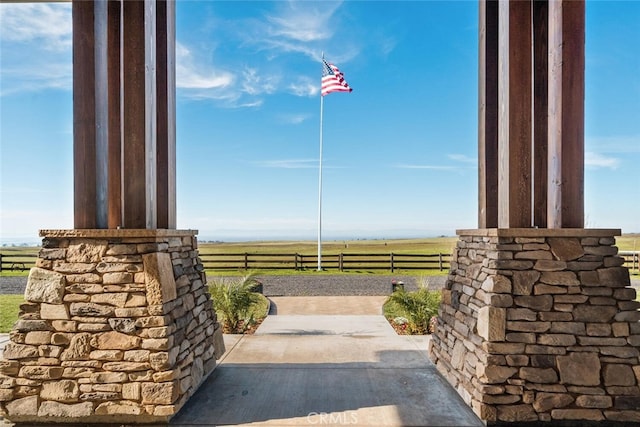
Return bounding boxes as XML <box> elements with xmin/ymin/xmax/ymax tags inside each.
<box><xmin>0</xmin><ymin>229</ymin><xmax>224</xmax><ymax>424</ymax></box>
<box><xmin>428</xmin><ymin>229</ymin><xmax>640</xmax><ymax>424</ymax></box>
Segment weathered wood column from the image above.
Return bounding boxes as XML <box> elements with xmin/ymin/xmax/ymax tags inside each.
<box><xmin>548</xmin><ymin>0</ymin><xmax>585</xmax><ymax>228</ymax></box>
<box><xmin>73</xmin><ymin>0</ymin><xmax>176</xmax><ymax>230</ymax></box>
<box><xmin>497</xmin><ymin>0</ymin><xmax>532</xmax><ymax>228</ymax></box>
<box><xmin>478</xmin><ymin>0</ymin><xmax>499</xmax><ymax>228</ymax></box>
<box><xmin>478</xmin><ymin>0</ymin><xmax>584</xmax><ymax>229</ymax></box>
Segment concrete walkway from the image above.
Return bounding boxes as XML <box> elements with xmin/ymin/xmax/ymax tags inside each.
<box><xmin>170</xmin><ymin>296</ymin><xmax>482</xmax><ymax>426</ymax></box>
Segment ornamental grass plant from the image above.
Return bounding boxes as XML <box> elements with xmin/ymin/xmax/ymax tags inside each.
<box><xmin>384</xmin><ymin>277</ymin><xmax>441</xmax><ymax>334</ymax></box>
<box><xmin>208</xmin><ymin>273</ymin><xmax>265</xmax><ymax>333</ymax></box>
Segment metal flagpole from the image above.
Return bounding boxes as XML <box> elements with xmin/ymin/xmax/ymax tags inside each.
<box><xmin>317</xmin><ymin>86</ymin><xmax>324</xmax><ymax>271</ymax></box>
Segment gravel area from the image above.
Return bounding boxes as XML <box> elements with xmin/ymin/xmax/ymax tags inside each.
<box><xmin>0</xmin><ymin>276</ymin><xmax>27</xmax><ymax>295</ymax></box>
<box><xmin>0</xmin><ymin>274</ymin><xmax>447</xmax><ymax>296</ymax></box>
<box><xmin>3</xmin><ymin>274</ymin><xmax>639</xmax><ymax>297</ymax></box>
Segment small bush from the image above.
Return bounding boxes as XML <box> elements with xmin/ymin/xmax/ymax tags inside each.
<box><xmin>208</xmin><ymin>273</ymin><xmax>264</xmax><ymax>333</ymax></box>
<box><xmin>384</xmin><ymin>281</ymin><xmax>441</xmax><ymax>334</ymax></box>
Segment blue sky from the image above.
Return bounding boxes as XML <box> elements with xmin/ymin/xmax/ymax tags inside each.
<box><xmin>0</xmin><ymin>1</ymin><xmax>639</xmax><ymax>244</ymax></box>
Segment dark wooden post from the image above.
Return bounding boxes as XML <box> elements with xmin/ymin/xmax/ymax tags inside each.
<box><xmin>533</xmin><ymin>0</ymin><xmax>549</xmax><ymax>228</ymax></box>
<box><xmin>73</xmin><ymin>0</ymin><xmax>98</xmax><ymax>229</ymax></box>
<box><xmin>107</xmin><ymin>0</ymin><xmax>122</xmax><ymax>229</ymax></box>
<box><xmin>497</xmin><ymin>0</ymin><xmax>532</xmax><ymax>228</ymax></box>
<box><xmin>156</xmin><ymin>0</ymin><xmax>177</xmax><ymax>229</ymax></box>
<box><xmin>478</xmin><ymin>0</ymin><xmax>499</xmax><ymax>229</ymax></box>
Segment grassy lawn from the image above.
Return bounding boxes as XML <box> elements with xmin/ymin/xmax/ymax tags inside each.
<box><xmin>0</xmin><ymin>294</ymin><xmax>24</xmax><ymax>332</ymax></box>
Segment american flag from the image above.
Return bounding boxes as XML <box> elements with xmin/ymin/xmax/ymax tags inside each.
<box><xmin>321</xmin><ymin>59</ymin><xmax>352</xmax><ymax>96</ymax></box>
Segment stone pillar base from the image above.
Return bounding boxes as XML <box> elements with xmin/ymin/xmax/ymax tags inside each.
<box><xmin>428</xmin><ymin>228</ymin><xmax>640</xmax><ymax>425</ymax></box>
<box><xmin>0</xmin><ymin>229</ymin><xmax>224</xmax><ymax>424</ymax></box>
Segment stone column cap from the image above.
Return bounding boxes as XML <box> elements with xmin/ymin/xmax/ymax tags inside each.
<box><xmin>456</xmin><ymin>228</ymin><xmax>621</xmax><ymax>238</ymax></box>
<box><xmin>39</xmin><ymin>229</ymin><xmax>198</xmax><ymax>238</ymax></box>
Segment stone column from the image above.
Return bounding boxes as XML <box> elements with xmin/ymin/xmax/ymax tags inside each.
<box><xmin>0</xmin><ymin>230</ymin><xmax>224</xmax><ymax>424</ymax></box>
<box><xmin>428</xmin><ymin>229</ymin><xmax>640</xmax><ymax>424</ymax></box>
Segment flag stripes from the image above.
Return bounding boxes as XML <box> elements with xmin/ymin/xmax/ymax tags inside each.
<box><xmin>321</xmin><ymin>59</ymin><xmax>352</xmax><ymax>96</ymax></box>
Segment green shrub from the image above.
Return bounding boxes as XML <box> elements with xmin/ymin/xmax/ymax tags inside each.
<box><xmin>385</xmin><ymin>281</ymin><xmax>441</xmax><ymax>334</ymax></box>
<box><xmin>208</xmin><ymin>273</ymin><xmax>263</xmax><ymax>333</ymax></box>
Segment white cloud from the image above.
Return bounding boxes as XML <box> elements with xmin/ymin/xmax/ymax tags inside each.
<box><xmin>266</xmin><ymin>1</ymin><xmax>342</xmax><ymax>43</ymax></box>
<box><xmin>289</xmin><ymin>77</ymin><xmax>319</xmax><ymax>97</ymax></box>
<box><xmin>0</xmin><ymin>3</ymin><xmax>72</xmax><ymax>95</ymax></box>
<box><xmin>242</xmin><ymin>68</ymin><xmax>279</xmax><ymax>95</ymax></box>
<box><xmin>448</xmin><ymin>154</ymin><xmax>477</xmax><ymax>164</ymax></box>
<box><xmin>278</xmin><ymin>114</ymin><xmax>311</xmax><ymax>124</ymax></box>
<box><xmin>239</xmin><ymin>1</ymin><xmax>355</xmax><ymax>63</ymax></box>
<box><xmin>176</xmin><ymin>42</ymin><xmax>235</xmax><ymax>93</ymax></box>
<box><xmin>393</xmin><ymin>164</ymin><xmax>465</xmax><ymax>171</ymax></box>
<box><xmin>585</xmin><ymin>151</ymin><xmax>620</xmax><ymax>169</ymax></box>
<box><xmin>0</xmin><ymin>3</ymin><xmax>72</xmax><ymax>51</ymax></box>
<box><xmin>254</xmin><ymin>159</ymin><xmax>317</xmax><ymax>169</ymax></box>
<box><xmin>586</xmin><ymin>135</ymin><xmax>640</xmax><ymax>153</ymax></box>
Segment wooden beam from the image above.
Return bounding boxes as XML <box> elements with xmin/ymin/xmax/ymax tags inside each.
<box><xmin>143</xmin><ymin>0</ymin><xmax>158</xmax><ymax>229</ymax></box>
<box><xmin>73</xmin><ymin>0</ymin><xmax>97</xmax><ymax>228</ymax></box>
<box><xmin>498</xmin><ymin>0</ymin><xmax>533</xmax><ymax>228</ymax></box>
<box><xmin>560</xmin><ymin>0</ymin><xmax>585</xmax><ymax>228</ymax></box>
<box><xmin>122</xmin><ymin>0</ymin><xmax>148</xmax><ymax>228</ymax></box>
<box><xmin>107</xmin><ymin>0</ymin><xmax>122</xmax><ymax>229</ymax></box>
<box><xmin>155</xmin><ymin>0</ymin><xmax>176</xmax><ymax>229</ymax></box>
<box><xmin>533</xmin><ymin>0</ymin><xmax>549</xmax><ymax>228</ymax></box>
<box><xmin>94</xmin><ymin>0</ymin><xmax>108</xmax><ymax>228</ymax></box>
<box><xmin>478</xmin><ymin>0</ymin><xmax>499</xmax><ymax>229</ymax></box>
<box><xmin>548</xmin><ymin>0</ymin><xmax>585</xmax><ymax>228</ymax></box>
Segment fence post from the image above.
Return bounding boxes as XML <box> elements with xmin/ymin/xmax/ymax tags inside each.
<box><xmin>0</xmin><ymin>253</ymin><xmax>3</xmax><ymax>272</ymax></box>
<box><xmin>439</xmin><ymin>253</ymin><xmax>443</xmax><ymax>271</ymax></box>
<box><xmin>339</xmin><ymin>253</ymin><xmax>343</xmax><ymax>272</ymax></box>
<box><xmin>244</xmin><ymin>253</ymin><xmax>248</xmax><ymax>270</ymax></box>
<box><xmin>390</xmin><ymin>253</ymin><xmax>394</xmax><ymax>272</ymax></box>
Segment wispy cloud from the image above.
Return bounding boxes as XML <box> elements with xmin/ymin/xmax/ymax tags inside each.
<box><xmin>254</xmin><ymin>159</ymin><xmax>317</xmax><ymax>169</ymax></box>
<box><xmin>266</xmin><ymin>1</ymin><xmax>341</xmax><ymax>43</ymax></box>
<box><xmin>448</xmin><ymin>154</ymin><xmax>477</xmax><ymax>164</ymax></box>
<box><xmin>0</xmin><ymin>3</ymin><xmax>72</xmax><ymax>95</ymax></box>
<box><xmin>176</xmin><ymin>44</ymin><xmax>234</xmax><ymax>90</ymax></box>
<box><xmin>394</xmin><ymin>164</ymin><xmax>467</xmax><ymax>171</ymax></box>
<box><xmin>586</xmin><ymin>135</ymin><xmax>640</xmax><ymax>154</ymax></box>
<box><xmin>395</xmin><ymin>154</ymin><xmax>477</xmax><ymax>171</ymax></box>
<box><xmin>176</xmin><ymin>42</ymin><xmax>276</xmax><ymax>108</ymax></box>
<box><xmin>0</xmin><ymin>3</ymin><xmax>71</xmax><ymax>51</ymax></box>
<box><xmin>288</xmin><ymin>77</ymin><xmax>319</xmax><ymax>97</ymax></box>
<box><xmin>239</xmin><ymin>1</ymin><xmax>358</xmax><ymax>64</ymax></box>
<box><xmin>585</xmin><ymin>152</ymin><xmax>620</xmax><ymax>170</ymax></box>
<box><xmin>175</xmin><ymin>42</ymin><xmax>236</xmax><ymax>99</ymax></box>
<box><xmin>277</xmin><ymin>114</ymin><xmax>312</xmax><ymax>125</ymax></box>
<box><xmin>242</xmin><ymin>68</ymin><xmax>279</xmax><ymax>96</ymax></box>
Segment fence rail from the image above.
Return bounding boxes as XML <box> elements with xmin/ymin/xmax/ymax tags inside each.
<box><xmin>198</xmin><ymin>252</ymin><xmax>450</xmax><ymax>272</ymax></box>
<box><xmin>620</xmin><ymin>251</ymin><xmax>640</xmax><ymax>274</ymax></box>
<box><xmin>0</xmin><ymin>253</ymin><xmax>37</xmax><ymax>272</ymax></box>
<box><xmin>1</xmin><ymin>250</ymin><xmax>639</xmax><ymax>274</ymax></box>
